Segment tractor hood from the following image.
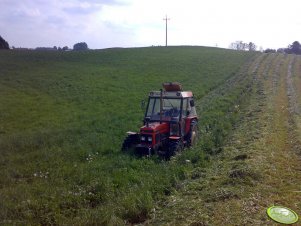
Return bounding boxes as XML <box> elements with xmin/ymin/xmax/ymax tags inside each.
<box><xmin>140</xmin><ymin>122</ymin><xmax>169</xmax><ymax>133</ymax></box>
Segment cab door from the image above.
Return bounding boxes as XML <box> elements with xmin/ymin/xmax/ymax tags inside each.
<box><xmin>181</xmin><ymin>98</ymin><xmax>189</xmax><ymax>136</ymax></box>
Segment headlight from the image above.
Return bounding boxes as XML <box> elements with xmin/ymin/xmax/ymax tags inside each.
<box><xmin>148</xmin><ymin>136</ymin><xmax>152</xmax><ymax>142</ymax></box>
<box><xmin>141</xmin><ymin>136</ymin><xmax>146</xmax><ymax>141</ymax></box>
<box><xmin>170</xmin><ymin>124</ymin><xmax>179</xmax><ymax>136</ymax></box>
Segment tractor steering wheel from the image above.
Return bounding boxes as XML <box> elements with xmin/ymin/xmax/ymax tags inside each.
<box><xmin>170</xmin><ymin>108</ymin><xmax>179</xmax><ymax>117</ymax></box>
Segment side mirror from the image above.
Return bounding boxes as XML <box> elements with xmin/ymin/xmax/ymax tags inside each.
<box><xmin>190</xmin><ymin>99</ymin><xmax>195</xmax><ymax>107</ymax></box>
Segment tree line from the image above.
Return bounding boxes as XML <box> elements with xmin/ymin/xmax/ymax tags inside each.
<box><xmin>1</xmin><ymin>34</ymin><xmax>301</xmax><ymax>55</ymax></box>
<box><xmin>229</xmin><ymin>41</ymin><xmax>257</xmax><ymax>51</ymax></box>
<box><xmin>265</xmin><ymin>41</ymin><xmax>301</xmax><ymax>54</ymax></box>
<box><xmin>0</xmin><ymin>35</ymin><xmax>88</xmax><ymax>51</ymax></box>
<box><xmin>230</xmin><ymin>40</ymin><xmax>301</xmax><ymax>55</ymax></box>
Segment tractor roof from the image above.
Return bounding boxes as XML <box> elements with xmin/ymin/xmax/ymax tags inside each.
<box><xmin>148</xmin><ymin>82</ymin><xmax>193</xmax><ymax>98</ymax></box>
<box><xmin>162</xmin><ymin>82</ymin><xmax>182</xmax><ymax>91</ymax></box>
<box><xmin>149</xmin><ymin>91</ymin><xmax>193</xmax><ymax>98</ymax></box>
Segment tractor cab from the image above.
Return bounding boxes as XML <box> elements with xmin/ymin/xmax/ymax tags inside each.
<box><xmin>145</xmin><ymin>97</ymin><xmax>182</xmax><ymax>122</ymax></box>
<box><xmin>144</xmin><ymin>83</ymin><xmax>197</xmax><ymax>122</ymax></box>
<box><xmin>122</xmin><ymin>82</ymin><xmax>198</xmax><ymax>158</ymax></box>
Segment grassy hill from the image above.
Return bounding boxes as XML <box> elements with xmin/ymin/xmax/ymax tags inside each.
<box><xmin>147</xmin><ymin>53</ymin><xmax>301</xmax><ymax>226</ymax></box>
<box><xmin>0</xmin><ymin>47</ymin><xmax>257</xmax><ymax>225</ymax></box>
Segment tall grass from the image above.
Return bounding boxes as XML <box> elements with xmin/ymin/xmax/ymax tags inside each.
<box><xmin>0</xmin><ymin>47</ymin><xmax>257</xmax><ymax>224</ymax></box>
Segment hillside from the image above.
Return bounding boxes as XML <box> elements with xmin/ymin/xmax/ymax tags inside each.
<box><xmin>1</xmin><ymin>47</ymin><xmax>259</xmax><ymax>225</ymax></box>
<box><xmin>147</xmin><ymin>53</ymin><xmax>301</xmax><ymax>225</ymax></box>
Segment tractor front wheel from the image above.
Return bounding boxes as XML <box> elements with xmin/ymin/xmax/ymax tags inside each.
<box><xmin>167</xmin><ymin>140</ymin><xmax>183</xmax><ymax>158</ymax></box>
<box><xmin>122</xmin><ymin>134</ymin><xmax>139</xmax><ymax>151</ymax></box>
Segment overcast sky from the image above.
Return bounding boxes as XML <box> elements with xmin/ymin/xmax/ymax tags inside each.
<box><xmin>1</xmin><ymin>0</ymin><xmax>300</xmax><ymax>50</ymax></box>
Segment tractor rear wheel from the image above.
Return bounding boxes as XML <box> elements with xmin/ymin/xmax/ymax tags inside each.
<box><xmin>187</xmin><ymin>120</ymin><xmax>198</xmax><ymax>147</ymax></box>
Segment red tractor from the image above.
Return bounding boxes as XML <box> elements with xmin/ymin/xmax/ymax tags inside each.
<box><xmin>122</xmin><ymin>82</ymin><xmax>198</xmax><ymax>158</ymax></box>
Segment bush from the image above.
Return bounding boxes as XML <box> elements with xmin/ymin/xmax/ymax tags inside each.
<box><xmin>0</xmin><ymin>35</ymin><xmax>9</xmax><ymax>49</ymax></box>
<box><xmin>73</xmin><ymin>42</ymin><xmax>88</xmax><ymax>51</ymax></box>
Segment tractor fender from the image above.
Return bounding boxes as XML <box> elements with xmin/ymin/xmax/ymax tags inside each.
<box><xmin>187</xmin><ymin>119</ymin><xmax>198</xmax><ymax>147</ymax></box>
<box><xmin>122</xmin><ymin>132</ymin><xmax>140</xmax><ymax>151</ymax></box>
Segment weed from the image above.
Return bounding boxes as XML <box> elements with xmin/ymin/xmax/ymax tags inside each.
<box><xmin>0</xmin><ymin>47</ymin><xmax>256</xmax><ymax>224</ymax></box>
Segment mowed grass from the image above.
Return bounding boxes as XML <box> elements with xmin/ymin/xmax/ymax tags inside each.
<box><xmin>0</xmin><ymin>47</ymin><xmax>256</xmax><ymax>225</ymax></box>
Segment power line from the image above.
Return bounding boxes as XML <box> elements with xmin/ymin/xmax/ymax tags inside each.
<box><xmin>163</xmin><ymin>15</ymin><xmax>170</xmax><ymax>47</ymax></box>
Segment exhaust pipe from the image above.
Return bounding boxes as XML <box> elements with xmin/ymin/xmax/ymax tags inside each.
<box><xmin>160</xmin><ymin>89</ymin><xmax>163</xmax><ymax>124</ymax></box>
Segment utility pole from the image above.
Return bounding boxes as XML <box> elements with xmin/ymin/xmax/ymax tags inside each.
<box><xmin>163</xmin><ymin>15</ymin><xmax>170</xmax><ymax>47</ymax></box>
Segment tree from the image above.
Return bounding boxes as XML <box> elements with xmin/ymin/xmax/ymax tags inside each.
<box><xmin>62</xmin><ymin>46</ymin><xmax>69</xmax><ymax>51</ymax></box>
<box><xmin>287</xmin><ymin>41</ymin><xmax>301</xmax><ymax>55</ymax></box>
<box><xmin>277</xmin><ymin>48</ymin><xmax>286</xmax><ymax>54</ymax></box>
<box><xmin>264</xmin><ymin>48</ymin><xmax>276</xmax><ymax>53</ymax></box>
<box><xmin>0</xmin><ymin>36</ymin><xmax>9</xmax><ymax>49</ymax></box>
<box><xmin>229</xmin><ymin>41</ymin><xmax>248</xmax><ymax>51</ymax></box>
<box><xmin>73</xmin><ymin>42</ymin><xmax>88</xmax><ymax>51</ymax></box>
<box><xmin>248</xmin><ymin>42</ymin><xmax>256</xmax><ymax>51</ymax></box>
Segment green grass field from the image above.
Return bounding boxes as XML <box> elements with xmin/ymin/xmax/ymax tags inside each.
<box><xmin>0</xmin><ymin>47</ymin><xmax>257</xmax><ymax>225</ymax></box>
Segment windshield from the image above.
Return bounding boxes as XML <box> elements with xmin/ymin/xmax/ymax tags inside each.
<box><xmin>146</xmin><ymin>97</ymin><xmax>182</xmax><ymax>121</ymax></box>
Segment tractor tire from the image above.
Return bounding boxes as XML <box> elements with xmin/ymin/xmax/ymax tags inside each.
<box><xmin>167</xmin><ymin>140</ymin><xmax>183</xmax><ymax>158</ymax></box>
<box><xmin>122</xmin><ymin>134</ymin><xmax>139</xmax><ymax>151</ymax></box>
<box><xmin>187</xmin><ymin>120</ymin><xmax>198</xmax><ymax>147</ymax></box>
